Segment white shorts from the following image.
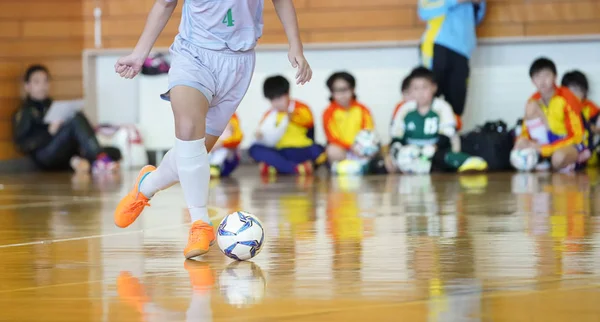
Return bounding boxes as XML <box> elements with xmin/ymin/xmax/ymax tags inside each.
<box><xmin>162</xmin><ymin>36</ymin><xmax>255</xmax><ymax>137</ymax></box>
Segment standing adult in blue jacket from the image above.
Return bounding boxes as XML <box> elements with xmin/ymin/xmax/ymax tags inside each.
<box><xmin>418</xmin><ymin>0</ymin><xmax>486</xmax><ymax>124</ymax></box>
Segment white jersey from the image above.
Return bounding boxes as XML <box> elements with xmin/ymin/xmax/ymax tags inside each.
<box><xmin>174</xmin><ymin>0</ymin><xmax>264</xmax><ymax>52</ymax></box>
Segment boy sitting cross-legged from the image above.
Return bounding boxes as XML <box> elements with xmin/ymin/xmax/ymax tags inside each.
<box><xmin>513</xmin><ymin>58</ymin><xmax>587</xmax><ymax>172</ymax></box>
<box><xmin>249</xmin><ymin>75</ymin><xmax>326</xmax><ymax>176</ymax></box>
<box><xmin>561</xmin><ymin>70</ymin><xmax>600</xmax><ymax>166</ymax></box>
<box><xmin>389</xmin><ymin>67</ymin><xmax>487</xmax><ymax>174</ymax></box>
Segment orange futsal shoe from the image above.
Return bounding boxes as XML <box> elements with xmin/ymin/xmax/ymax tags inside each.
<box><xmin>184</xmin><ymin>221</ymin><xmax>216</xmax><ymax>259</ymax></box>
<box><xmin>184</xmin><ymin>260</ymin><xmax>215</xmax><ymax>293</ymax></box>
<box><xmin>114</xmin><ymin>165</ymin><xmax>156</xmax><ymax>228</ymax></box>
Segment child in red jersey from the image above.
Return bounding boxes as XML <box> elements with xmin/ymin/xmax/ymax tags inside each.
<box><xmin>561</xmin><ymin>70</ymin><xmax>600</xmax><ymax>165</ymax></box>
<box><xmin>514</xmin><ymin>58</ymin><xmax>586</xmax><ymax>172</ymax></box>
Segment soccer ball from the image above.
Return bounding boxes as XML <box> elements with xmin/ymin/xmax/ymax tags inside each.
<box><xmin>510</xmin><ymin>148</ymin><xmax>539</xmax><ymax>171</ymax></box>
<box><xmin>219</xmin><ymin>261</ymin><xmax>266</xmax><ymax>307</ymax></box>
<box><xmin>352</xmin><ymin>130</ymin><xmax>380</xmax><ymax>157</ymax></box>
<box><xmin>393</xmin><ymin>144</ymin><xmax>420</xmax><ymax>172</ymax></box>
<box><xmin>217</xmin><ymin>211</ymin><xmax>265</xmax><ymax>261</ymax></box>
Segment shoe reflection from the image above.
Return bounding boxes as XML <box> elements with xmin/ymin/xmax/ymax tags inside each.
<box><xmin>116</xmin><ymin>260</ymin><xmax>267</xmax><ymax>321</ymax></box>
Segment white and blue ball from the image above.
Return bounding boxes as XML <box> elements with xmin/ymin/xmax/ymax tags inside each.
<box><xmin>352</xmin><ymin>130</ymin><xmax>380</xmax><ymax>157</ymax></box>
<box><xmin>510</xmin><ymin>148</ymin><xmax>539</xmax><ymax>171</ymax></box>
<box><xmin>217</xmin><ymin>211</ymin><xmax>265</xmax><ymax>261</ymax></box>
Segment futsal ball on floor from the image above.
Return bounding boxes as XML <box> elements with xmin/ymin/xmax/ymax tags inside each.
<box><xmin>352</xmin><ymin>130</ymin><xmax>380</xmax><ymax>157</ymax></box>
<box><xmin>510</xmin><ymin>148</ymin><xmax>539</xmax><ymax>171</ymax></box>
<box><xmin>217</xmin><ymin>211</ymin><xmax>265</xmax><ymax>261</ymax></box>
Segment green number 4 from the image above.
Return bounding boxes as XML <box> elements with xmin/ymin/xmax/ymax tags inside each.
<box><xmin>222</xmin><ymin>8</ymin><xmax>235</xmax><ymax>27</ymax></box>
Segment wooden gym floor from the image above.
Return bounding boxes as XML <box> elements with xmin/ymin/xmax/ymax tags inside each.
<box><xmin>1</xmin><ymin>167</ymin><xmax>600</xmax><ymax>321</ymax></box>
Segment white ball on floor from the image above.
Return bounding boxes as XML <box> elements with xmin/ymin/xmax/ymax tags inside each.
<box><xmin>217</xmin><ymin>211</ymin><xmax>265</xmax><ymax>261</ymax></box>
<box><xmin>510</xmin><ymin>148</ymin><xmax>539</xmax><ymax>171</ymax></box>
<box><xmin>352</xmin><ymin>130</ymin><xmax>380</xmax><ymax>157</ymax></box>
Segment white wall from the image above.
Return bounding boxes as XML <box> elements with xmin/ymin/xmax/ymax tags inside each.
<box><xmin>90</xmin><ymin>39</ymin><xmax>600</xmax><ymax>149</ymax></box>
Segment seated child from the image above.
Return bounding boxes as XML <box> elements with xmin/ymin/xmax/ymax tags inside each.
<box><xmin>389</xmin><ymin>67</ymin><xmax>488</xmax><ymax>173</ymax></box>
<box><xmin>13</xmin><ymin>64</ymin><xmax>120</xmax><ymax>174</ymax></box>
<box><xmin>323</xmin><ymin>71</ymin><xmax>379</xmax><ymax>172</ymax></box>
<box><xmin>385</xmin><ymin>74</ymin><xmax>414</xmax><ymax>172</ymax></box>
<box><xmin>249</xmin><ymin>75</ymin><xmax>325</xmax><ymax>176</ymax></box>
<box><xmin>561</xmin><ymin>70</ymin><xmax>600</xmax><ymax>165</ymax></box>
<box><xmin>513</xmin><ymin>58</ymin><xmax>586</xmax><ymax>172</ymax></box>
<box><xmin>209</xmin><ymin>113</ymin><xmax>242</xmax><ymax>178</ymax></box>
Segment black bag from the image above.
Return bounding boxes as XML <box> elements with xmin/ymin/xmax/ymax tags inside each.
<box><xmin>460</xmin><ymin>120</ymin><xmax>514</xmax><ymax>171</ymax></box>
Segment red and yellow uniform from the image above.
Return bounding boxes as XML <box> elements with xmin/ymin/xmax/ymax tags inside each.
<box><xmin>519</xmin><ymin>87</ymin><xmax>584</xmax><ymax>157</ymax></box>
<box><xmin>582</xmin><ymin>99</ymin><xmax>600</xmax><ymax>123</ymax></box>
<box><xmin>250</xmin><ymin>101</ymin><xmax>325</xmax><ymax>175</ymax></box>
<box><xmin>322</xmin><ymin>100</ymin><xmax>374</xmax><ymax>150</ymax></box>
<box><xmin>259</xmin><ymin>100</ymin><xmax>314</xmax><ymax>149</ymax></box>
<box><xmin>220</xmin><ymin>113</ymin><xmax>243</xmax><ymax>149</ymax></box>
<box><xmin>582</xmin><ymin>99</ymin><xmax>600</xmax><ymax>165</ymax></box>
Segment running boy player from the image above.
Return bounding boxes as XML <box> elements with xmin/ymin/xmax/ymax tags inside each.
<box><xmin>113</xmin><ymin>0</ymin><xmax>312</xmax><ymax>259</ymax></box>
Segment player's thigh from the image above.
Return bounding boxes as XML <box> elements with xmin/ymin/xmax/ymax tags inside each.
<box><xmin>168</xmin><ymin>41</ymin><xmax>217</xmax><ymax>139</ymax></box>
<box><xmin>170</xmin><ymin>85</ymin><xmax>210</xmax><ymax>139</ymax></box>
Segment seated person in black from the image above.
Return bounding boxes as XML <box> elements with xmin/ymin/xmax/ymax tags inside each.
<box><xmin>13</xmin><ymin>65</ymin><xmax>120</xmax><ymax>173</ymax></box>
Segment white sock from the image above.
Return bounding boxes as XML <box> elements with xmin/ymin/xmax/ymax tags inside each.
<box><xmin>139</xmin><ymin>149</ymin><xmax>179</xmax><ymax>198</ymax></box>
<box><xmin>176</xmin><ymin>138</ymin><xmax>211</xmax><ymax>224</ymax></box>
<box><xmin>525</xmin><ymin>118</ymin><xmax>549</xmax><ymax>145</ymax></box>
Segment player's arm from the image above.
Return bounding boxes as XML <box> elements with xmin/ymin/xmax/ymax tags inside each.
<box><xmin>418</xmin><ymin>0</ymin><xmax>472</xmax><ymax>20</ymax></box>
<box><xmin>115</xmin><ymin>0</ymin><xmax>177</xmax><ymax>78</ymax></box>
<box><xmin>222</xmin><ymin>118</ymin><xmax>244</xmax><ymax>149</ymax></box>
<box><xmin>290</xmin><ymin>105</ymin><xmax>314</xmax><ymax>128</ymax></box>
<box><xmin>475</xmin><ymin>0</ymin><xmax>486</xmax><ymax>25</ymax></box>
<box><xmin>271</xmin><ymin>0</ymin><xmax>312</xmax><ymax>85</ymax></box>
<box><xmin>13</xmin><ymin>106</ymin><xmax>51</xmax><ymax>153</ymax></box>
<box><xmin>323</xmin><ymin>109</ymin><xmax>351</xmax><ymax>149</ymax></box>
<box><xmin>435</xmin><ymin>99</ymin><xmax>457</xmax><ymax>138</ymax></box>
<box><xmin>539</xmin><ymin>105</ymin><xmax>585</xmax><ymax>157</ymax></box>
<box><xmin>361</xmin><ymin>107</ymin><xmax>375</xmax><ymax>131</ymax></box>
<box><xmin>134</xmin><ymin>0</ymin><xmax>177</xmax><ymax>58</ymax></box>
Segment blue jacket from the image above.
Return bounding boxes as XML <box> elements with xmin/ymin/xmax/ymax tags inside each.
<box><xmin>418</xmin><ymin>0</ymin><xmax>486</xmax><ymax>64</ymax></box>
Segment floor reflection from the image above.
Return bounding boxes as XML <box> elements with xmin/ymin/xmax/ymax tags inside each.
<box><xmin>0</xmin><ymin>169</ymin><xmax>600</xmax><ymax>321</ymax></box>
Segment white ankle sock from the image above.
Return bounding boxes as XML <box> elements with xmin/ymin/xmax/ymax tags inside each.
<box><xmin>139</xmin><ymin>149</ymin><xmax>179</xmax><ymax>198</ymax></box>
<box><xmin>176</xmin><ymin>138</ymin><xmax>211</xmax><ymax>224</ymax></box>
<box><xmin>525</xmin><ymin>118</ymin><xmax>549</xmax><ymax>145</ymax></box>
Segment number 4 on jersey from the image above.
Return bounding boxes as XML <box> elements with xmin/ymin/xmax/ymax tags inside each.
<box><xmin>222</xmin><ymin>8</ymin><xmax>235</xmax><ymax>27</ymax></box>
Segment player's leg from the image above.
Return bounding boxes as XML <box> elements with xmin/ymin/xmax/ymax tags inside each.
<box><xmin>326</xmin><ymin>144</ymin><xmax>347</xmax><ymax>162</ymax></box>
<box><xmin>249</xmin><ymin>144</ymin><xmax>298</xmax><ymax>174</ymax></box>
<box><xmin>521</xmin><ymin>101</ymin><xmax>550</xmax><ymax>146</ymax></box>
<box><xmin>139</xmin><ymin>149</ymin><xmax>179</xmax><ymax>197</ymax></box>
<box><xmin>551</xmin><ymin>145</ymin><xmax>580</xmax><ymax>171</ymax></box>
<box><xmin>168</xmin><ymin>85</ymin><xmax>216</xmax><ymax>259</ymax></box>
<box><xmin>445</xmin><ymin>50</ymin><xmax>469</xmax><ymax>118</ymax></box>
<box><xmin>432</xmin><ymin>137</ymin><xmax>487</xmax><ymax>172</ymax></box>
<box><xmin>218</xmin><ymin>150</ymin><xmax>240</xmax><ymax>177</ymax></box>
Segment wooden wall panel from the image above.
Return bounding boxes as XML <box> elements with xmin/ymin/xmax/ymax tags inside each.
<box><xmin>83</xmin><ymin>0</ymin><xmax>600</xmax><ymax>50</ymax></box>
<box><xmin>0</xmin><ymin>1</ymin><xmax>83</xmax><ymax>161</ymax></box>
